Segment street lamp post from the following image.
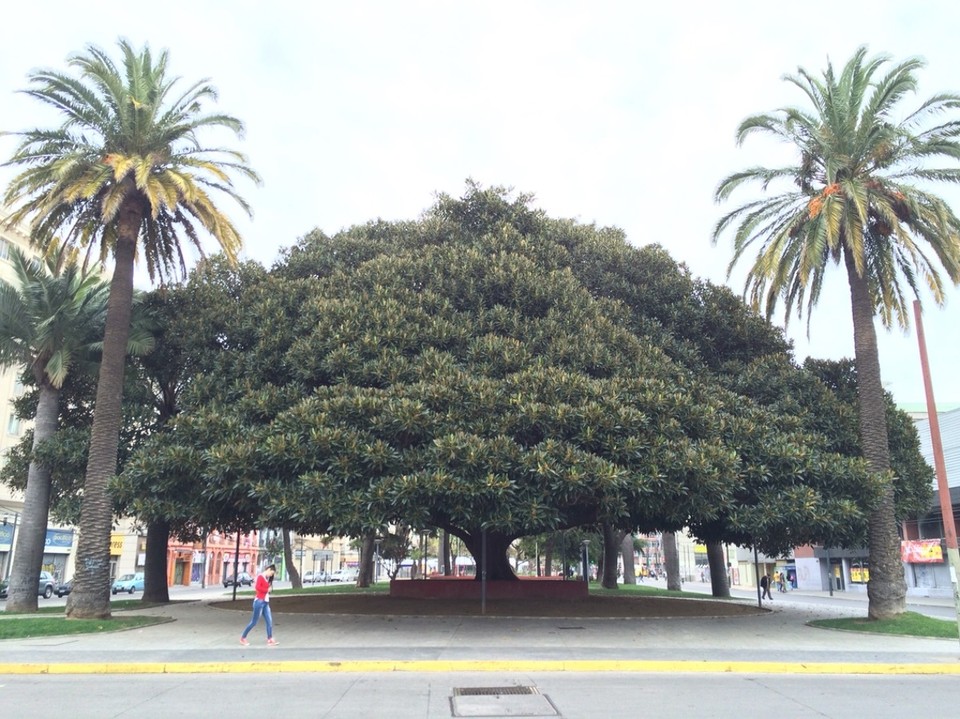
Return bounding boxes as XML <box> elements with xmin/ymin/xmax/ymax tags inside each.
<box><xmin>298</xmin><ymin>535</ymin><xmax>304</xmax><ymax>579</ymax></box>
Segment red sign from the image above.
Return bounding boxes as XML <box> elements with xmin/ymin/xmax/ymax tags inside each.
<box><xmin>900</xmin><ymin>539</ymin><xmax>943</xmax><ymax>563</ymax></box>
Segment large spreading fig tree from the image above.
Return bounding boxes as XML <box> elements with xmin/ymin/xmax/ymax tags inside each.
<box><xmin>122</xmin><ymin>186</ymin><xmax>879</xmax><ymax>581</ymax></box>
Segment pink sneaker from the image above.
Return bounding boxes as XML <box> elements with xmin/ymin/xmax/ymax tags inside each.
<box><xmin>239</xmin><ymin>637</ymin><xmax>249</xmax><ymax>646</ymax></box>
<box><xmin>266</xmin><ymin>638</ymin><xmax>278</xmax><ymax>646</ymax></box>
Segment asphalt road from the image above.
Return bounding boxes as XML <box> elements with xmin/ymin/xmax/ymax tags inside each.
<box><xmin>1</xmin><ymin>579</ymin><xmax>957</xmax><ymax>717</ymax></box>
<box><xmin>2</xmin><ymin>672</ymin><xmax>956</xmax><ymax>718</ymax></box>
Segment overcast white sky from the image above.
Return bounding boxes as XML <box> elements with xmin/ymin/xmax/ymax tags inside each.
<box><xmin>2</xmin><ymin>1</ymin><xmax>959</xmax><ymax>406</ymax></box>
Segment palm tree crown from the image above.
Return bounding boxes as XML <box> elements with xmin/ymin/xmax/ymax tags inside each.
<box><xmin>0</xmin><ymin>243</ymin><xmax>113</xmax><ymax>613</ymax></box>
<box><xmin>0</xmin><ymin>244</ymin><xmax>112</xmax><ymax>389</ymax></box>
<box><xmin>713</xmin><ymin>46</ymin><xmax>960</xmax><ymax>330</ymax></box>
<box><xmin>1</xmin><ymin>39</ymin><xmax>258</xmax><ymax>618</ymax></box>
<box><xmin>713</xmin><ymin>47</ymin><xmax>960</xmax><ymax>620</ymax></box>
<box><xmin>2</xmin><ymin>39</ymin><xmax>260</xmax><ymax>284</ymax></box>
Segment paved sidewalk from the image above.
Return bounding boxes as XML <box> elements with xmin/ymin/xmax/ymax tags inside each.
<box><xmin>1</xmin><ymin>587</ymin><xmax>957</xmax><ymax>675</ymax></box>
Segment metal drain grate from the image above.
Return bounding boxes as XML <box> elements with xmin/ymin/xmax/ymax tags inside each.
<box><xmin>451</xmin><ymin>685</ymin><xmax>559</xmax><ymax>717</ymax></box>
<box><xmin>454</xmin><ymin>686</ymin><xmax>541</xmax><ymax>697</ymax></box>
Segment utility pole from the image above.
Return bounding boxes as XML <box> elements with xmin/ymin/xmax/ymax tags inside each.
<box><xmin>913</xmin><ymin>300</ymin><xmax>960</xmax><ymax>645</ymax></box>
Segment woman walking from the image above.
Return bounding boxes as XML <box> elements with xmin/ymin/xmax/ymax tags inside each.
<box><xmin>240</xmin><ymin>564</ymin><xmax>278</xmax><ymax>646</ymax></box>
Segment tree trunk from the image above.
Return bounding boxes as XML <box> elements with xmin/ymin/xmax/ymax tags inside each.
<box><xmin>282</xmin><ymin>528</ymin><xmax>300</xmax><ymax>589</ymax></box>
<box><xmin>543</xmin><ymin>535</ymin><xmax>554</xmax><ymax>576</ymax></box>
<box><xmin>357</xmin><ymin>532</ymin><xmax>375</xmax><ymax>588</ymax></box>
<box><xmin>663</xmin><ymin>531</ymin><xmax>681</xmax><ymax>591</ymax></box>
<box><xmin>621</xmin><ymin>533</ymin><xmax>636</xmax><ymax>586</ymax></box>
<box><xmin>845</xmin><ymin>250</ymin><xmax>905</xmax><ymax>619</ymax></box>
<box><xmin>142</xmin><ymin>519</ymin><xmax>170</xmax><ymax>603</ymax></box>
<box><xmin>442</xmin><ymin>531</ymin><xmax>452</xmax><ymax>576</ymax></box>
<box><xmin>67</xmin><ymin>215</ymin><xmax>140</xmax><ymax>620</ymax></box>
<box><xmin>462</xmin><ymin>530</ymin><xmax>518</xmax><ymax>581</ymax></box>
<box><xmin>601</xmin><ymin>524</ymin><xmax>622</xmax><ymax>589</ymax></box>
<box><xmin>706</xmin><ymin>540</ymin><xmax>730</xmax><ymax>598</ymax></box>
<box><xmin>5</xmin><ymin>383</ymin><xmax>58</xmax><ymax>613</ymax></box>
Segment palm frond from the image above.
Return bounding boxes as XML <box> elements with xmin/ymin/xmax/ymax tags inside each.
<box><xmin>3</xmin><ymin>39</ymin><xmax>260</xmax><ymax>283</ymax></box>
<box><xmin>716</xmin><ymin>46</ymin><xmax>960</xmax><ymax>331</ymax></box>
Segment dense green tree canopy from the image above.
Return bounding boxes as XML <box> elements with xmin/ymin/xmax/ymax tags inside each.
<box><xmin>116</xmin><ymin>187</ymin><xmax>895</xmax><ymax>578</ymax></box>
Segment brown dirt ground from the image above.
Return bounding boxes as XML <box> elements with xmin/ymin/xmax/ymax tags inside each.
<box><xmin>211</xmin><ymin>593</ymin><xmax>765</xmax><ymax>618</ymax></box>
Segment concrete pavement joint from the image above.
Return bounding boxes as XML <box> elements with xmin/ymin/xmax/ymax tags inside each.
<box><xmin>1</xmin><ymin>659</ymin><xmax>959</xmax><ymax>675</ymax></box>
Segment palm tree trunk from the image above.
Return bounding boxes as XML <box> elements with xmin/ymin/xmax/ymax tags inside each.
<box><xmin>67</xmin><ymin>221</ymin><xmax>139</xmax><ymax>620</ymax></box>
<box><xmin>142</xmin><ymin>520</ymin><xmax>170</xmax><ymax>604</ymax></box>
<box><xmin>5</xmin><ymin>383</ymin><xmax>58</xmax><ymax>613</ymax></box>
<box><xmin>845</xmin><ymin>250</ymin><xmax>905</xmax><ymax>620</ymax></box>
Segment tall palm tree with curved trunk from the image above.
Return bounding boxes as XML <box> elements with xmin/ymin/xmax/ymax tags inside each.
<box><xmin>0</xmin><ymin>244</ymin><xmax>112</xmax><ymax>613</ymax></box>
<box><xmin>2</xmin><ymin>40</ymin><xmax>259</xmax><ymax>618</ymax></box>
<box><xmin>713</xmin><ymin>47</ymin><xmax>960</xmax><ymax>619</ymax></box>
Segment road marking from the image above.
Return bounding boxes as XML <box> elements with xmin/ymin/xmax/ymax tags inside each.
<box><xmin>1</xmin><ymin>660</ymin><xmax>958</xmax><ymax>675</ymax></box>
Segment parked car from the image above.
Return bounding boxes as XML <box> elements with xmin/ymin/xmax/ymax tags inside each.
<box><xmin>223</xmin><ymin>571</ymin><xmax>254</xmax><ymax>588</ymax></box>
<box><xmin>303</xmin><ymin>571</ymin><xmax>329</xmax><ymax>584</ymax></box>
<box><xmin>0</xmin><ymin>571</ymin><xmax>58</xmax><ymax>599</ymax></box>
<box><xmin>56</xmin><ymin>578</ymin><xmax>73</xmax><ymax>597</ymax></box>
<box><xmin>329</xmin><ymin>568</ymin><xmax>359</xmax><ymax>583</ymax></box>
<box><xmin>111</xmin><ymin>572</ymin><xmax>145</xmax><ymax>594</ymax></box>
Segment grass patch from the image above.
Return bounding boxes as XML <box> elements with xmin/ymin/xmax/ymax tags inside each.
<box><xmin>234</xmin><ymin>582</ymin><xmax>391</xmax><ymax>597</ymax></box>
<box><xmin>0</xmin><ymin>615</ymin><xmax>168</xmax><ymax>640</ymax></box>
<box><xmin>2</xmin><ymin>598</ymin><xmax>175</xmax><ymax>615</ymax></box>
<box><xmin>2</xmin><ymin>605</ymin><xmax>68</xmax><ymax>616</ymax></box>
<box><xmin>808</xmin><ymin>612</ymin><xmax>959</xmax><ymax>639</ymax></box>
<box><xmin>591</xmin><ymin>582</ymin><xmax>716</xmax><ymax>600</ymax></box>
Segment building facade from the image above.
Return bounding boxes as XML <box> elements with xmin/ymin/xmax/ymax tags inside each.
<box><xmin>901</xmin><ymin>405</ymin><xmax>960</xmax><ymax>598</ymax></box>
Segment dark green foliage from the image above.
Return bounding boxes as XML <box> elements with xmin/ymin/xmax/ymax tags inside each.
<box><xmin>117</xmin><ymin>185</ymin><xmax>895</xmax><ymax>570</ymax></box>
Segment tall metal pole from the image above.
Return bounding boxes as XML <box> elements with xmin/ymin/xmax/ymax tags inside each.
<box><xmin>481</xmin><ymin>527</ymin><xmax>487</xmax><ymax>616</ymax></box>
<box><xmin>825</xmin><ymin>547</ymin><xmax>833</xmax><ymax>597</ymax></box>
<box><xmin>298</xmin><ymin>535</ymin><xmax>304</xmax><ymax>578</ymax></box>
<box><xmin>201</xmin><ymin>532</ymin><xmax>208</xmax><ymax>589</ymax></box>
<box><xmin>753</xmin><ymin>546</ymin><xmax>761</xmax><ymax>608</ymax></box>
<box><xmin>913</xmin><ymin>300</ymin><xmax>960</xmax><ymax>644</ymax></box>
<box><xmin>231</xmin><ymin>530</ymin><xmax>241</xmax><ymax>600</ymax></box>
<box><xmin>581</xmin><ymin>540</ymin><xmax>590</xmax><ymax>583</ymax></box>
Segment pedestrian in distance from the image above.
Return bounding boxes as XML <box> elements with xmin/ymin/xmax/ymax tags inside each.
<box><xmin>760</xmin><ymin>572</ymin><xmax>773</xmax><ymax>601</ymax></box>
<box><xmin>240</xmin><ymin>564</ymin><xmax>278</xmax><ymax>646</ymax></box>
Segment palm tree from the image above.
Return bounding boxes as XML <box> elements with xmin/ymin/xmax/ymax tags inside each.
<box><xmin>2</xmin><ymin>40</ymin><xmax>259</xmax><ymax>618</ymax></box>
<box><xmin>713</xmin><ymin>47</ymin><xmax>960</xmax><ymax>619</ymax></box>
<box><xmin>0</xmin><ymin>244</ymin><xmax>111</xmax><ymax>613</ymax></box>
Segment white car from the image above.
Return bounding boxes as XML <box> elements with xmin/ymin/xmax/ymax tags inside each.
<box><xmin>329</xmin><ymin>568</ymin><xmax>359</xmax><ymax>583</ymax></box>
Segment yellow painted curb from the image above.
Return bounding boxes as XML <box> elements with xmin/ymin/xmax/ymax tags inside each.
<box><xmin>0</xmin><ymin>659</ymin><xmax>958</xmax><ymax>675</ymax></box>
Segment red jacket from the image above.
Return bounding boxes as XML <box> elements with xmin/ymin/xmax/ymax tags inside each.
<box><xmin>254</xmin><ymin>574</ymin><xmax>272</xmax><ymax>601</ymax></box>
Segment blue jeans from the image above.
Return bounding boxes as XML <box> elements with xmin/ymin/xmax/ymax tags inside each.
<box><xmin>241</xmin><ymin>599</ymin><xmax>273</xmax><ymax>639</ymax></box>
